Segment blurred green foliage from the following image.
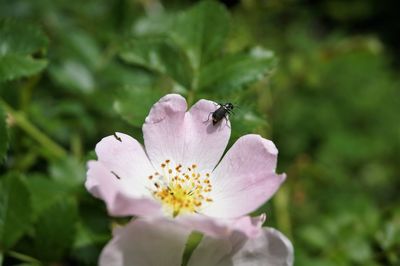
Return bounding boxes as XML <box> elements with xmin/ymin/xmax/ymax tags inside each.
<box><xmin>0</xmin><ymin>0</ymin><xmax>399</xmax><ymax>265</ymax></box>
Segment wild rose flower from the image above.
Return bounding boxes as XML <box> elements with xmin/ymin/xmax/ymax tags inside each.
<box><xmin>100</xmin><ymin>218</ymin><xmax>294</xmax><ymax>266</ymax></box>
<box><xmin>86</xmin><ymin>94</ymin><xmax>286</xmax><ymax>237</ymax></box>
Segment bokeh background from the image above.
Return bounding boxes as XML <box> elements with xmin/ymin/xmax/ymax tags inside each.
<box><xmin>0</xmin><ymin>0</ymin><xmax>399</xmax><ymax>265</ymax></box>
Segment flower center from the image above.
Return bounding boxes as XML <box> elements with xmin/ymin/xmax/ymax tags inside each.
<box><xmin>148</xmin><ymin>159</ymin><xmax>213</xmax><ymax>217</ymax></box>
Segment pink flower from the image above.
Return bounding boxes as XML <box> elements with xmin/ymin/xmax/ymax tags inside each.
<box><xmin>86</xmin><ymin>94</ymin><xmax>286</xmax><ymax>238</ymax></box>
<box><xmin>100</xmin><ymin>218</ymin><xmax>294</xmax><ymax>266</ymax></box>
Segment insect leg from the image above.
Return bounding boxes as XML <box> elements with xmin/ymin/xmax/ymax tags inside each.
<box><xmin>205</xmin><ymin>112</ymin><xmax>213</xmax><ymax>122</ymax></box>
<box><xmin>224</xmin><ymin>115</ymin><xmax>231</xmax><ymax>128</ymax></box>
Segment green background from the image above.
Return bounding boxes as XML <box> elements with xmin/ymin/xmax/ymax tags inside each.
<box><xmin>0</xmin><ymin>0</ymin><xmax>399</xmax><ymax>265</ymax></box>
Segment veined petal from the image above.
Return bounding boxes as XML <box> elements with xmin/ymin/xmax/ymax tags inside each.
<box><xmin>231</xmin><ymin>227</ymin><xmax>294</xmax><ymax>266</ymax></box>
<box><xmin>142</xmin><ymin>94</ymin><xmax>188</xmax><ymax>169</ymax></box>
<box><xmin>94</xmin><ymin>132</ymin><xmax>155</xmax><ymax>195</ymax></box>
<box><xmin>143</xmin><ymin>94</ymin><xmax>230</xmax><ymax>172</ymax></box>
<box><xmin>203</xmin><ymin>134</ymin><xmax>286</xmax><ymax>218</ymax></box>
<box><xmin>99</xmin><ymin>218</ymin><xmax>191</xmax><ymax>266</ymax></box>
<box><xmin>184</xmin><ymin>99</ymin><xmax>231</xmax><ymax>170</ymax></box>
<box><xmin>86</xmin><ymin>132</ymin><xmax>162</xmax><ymax>216</ymax></box>
<box><xmin>86</xmin><ymin>161</ymin><xmax>162</xmax><ymax>217</ymax></box>
<box><xmin>176</xmin><ymin>213</ymin><xmax>265</xmax><ymax>239</ymax></box>
<box><xmin>188</xmin><ymin>227</ymin><xmax>294</xmax><ymax>266</ymax></box>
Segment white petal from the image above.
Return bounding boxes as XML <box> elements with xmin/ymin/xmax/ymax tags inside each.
<box><xmin>143</xmin><ymin>94</ymin><xmax>230</xmax><ymax>172</ymax></box>
<box><xmin>188</xmin><ymin>227</ymin><xmax>294</xmax><ymax>266</ymax></box>
<box><xmin>94</xmin><ymin>132</ymin><xmax>155</xmax><ymax>196</ymax></box>
<box><xmin>142</xmin><ymin>94</ymin><xmax>188</xmax><ymax>169</ymax></box>
<box><xmin>183</xmin><ymin>99</ymin><xmax>231</xmax><ymax>170</ymax></box>
<box><xmin>231</xmin><ymin>227</ymin><xmax>294</xmax><ymax>266</ymax></box>
<box><xmin>86</xmin><ymin>161</ymin><xmax>162</xmax><ymax>217</ymax></box>
<box><xmin>203</xmin><ymin>134</ymin><xmax>285</xmax><ymax>218</ymax></box>
<box><xmin>99</xmin><ymin>218</ymin><xmax>191</xmax><ymax>266</ymax></box>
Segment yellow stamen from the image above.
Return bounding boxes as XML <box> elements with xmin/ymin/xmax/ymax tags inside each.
<box><xmin>150</xmin><ymin>161</ymin><xmax>214</xmax><ymax>217</ymax></box>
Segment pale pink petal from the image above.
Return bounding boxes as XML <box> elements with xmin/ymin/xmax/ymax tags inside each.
<box><xmin>86</xmin><ymin>161</ymin><xmax>162</xmax><ymax>217</ymax></box>
<box><xmin>99</xmin><ymin>218</ymin><xmax>190</xmax><ymax>266</ymax></box>
<box><xmin>176</xmin><ymin>213</ymin><xmax>265</xmax><ymax>238</ymax></box>
<box><xmin>202</xmin><ymin>134</ymin><xmax>286</xmax><ymax>218</ymax></box>
<box><xmin>189</xmin><ymin>227</ymin><xmax>294</xmax><ymax>266</ymax></box>
<box><xmin>94</xmin><ymin>132</ymin><xmax>155</xmax><ymax>194</ymax></box>
<box><xmin>142</xmin><ymin>94</ymin><xmax>188</xmax><ymax>169</ymax></box>
<box><xmin>86</xmin><ymin>132</ymin><xmax>162</xmax><ymax>216</ymax></box>
<box><xmin>183</xmin><ymin>99</ymin><xmax>231</xmax><ymax>170</ymax></box>
<box><xmin>188</xmin><ymin>235</ymin><xmax>233</xmax><ymax>266</ymax></box>
<box><xmin>231</xmin><ymin>227</ymin><xmax>294</xmax><ymax>266</ymax></box>
<box><xmin>143</xmin><ymin>94</ymin><xmax>230</xmax><ymax>171</ymax></box>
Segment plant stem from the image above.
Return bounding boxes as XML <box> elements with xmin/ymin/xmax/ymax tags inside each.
<box><xmin>1</xmin><ymin>100</ymin><xmax>67</xmax><ymax>160</ymax></box>
<box><xmin>71</xmin><ymin>133</ymin><xmax>83</xmax><ymax>159</ymax></box>
<box><xmin>20</xmin><ymin>75</ymin><xmax>41</xmax><ymax>112</ymax></box>
<box><xmin>273</xmin><ymin>185</ymin><xmax>292</xmax><ymax>239</ymax></box>
<box><xmin>187</xmin><ymin>90</ymin><xmax>195</xmax><ymax>106</ymax></box>
<box><xmin>7</xmin><ymin>250</ymin><xmax>41</xmax><ymax>264</ymax></box>
<box><xmin>181</xmin><ymin>232</ymin><xmax>203</xmax><ymax>266</ymax></box>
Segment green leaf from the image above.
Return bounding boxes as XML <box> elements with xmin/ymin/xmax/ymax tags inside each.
<box><xmin>134</xmin><ymin>13</ymin><xmax>173</xmax><ymax>37</ymax></box>
<box><xmin>170</xmin><ymin>0</ymin><xmax>230</xmax><ymax>71</ymax></box>
<box><xmin>299</xmin><ymin>225</ymin><xmax>329</xmax><ymax>250</ymax></box>
<box><xmin>343</xmin><ymin>236</ymin><xmax>372</xmax><ymax>263</ymax></box>
<box><xmin>71</xmin><ymin>222</ymin><xmax>108</xmax><ymax>265</ymax></box>
<box><xmin>0</xmin><ymin>174</ymin><xmax>33</xmax><ymax>249</ymax></box>
<box><xmin>61</xmin><ymin>30</ymin><xmax>102</xmax><ymax>69</ymax></box>
<box><xmin>26</xmin><ymin>175</ymin><xmax>69</xmax><ymax>218</ymax></box>
<box><xmin>230</xmin><ymin>108</ymin><xmax>269</xmax><ymax>140</ymax></box>
<box><xmin>114</xmin><ymin>86</ymin><xmax>164</xmax><ymax>127</ymax></box>
<box><xmin>49</xmin><ymin>157</ymin><xmax>86</xmax><ymax>189</ymax></box>
<box><xmin>33</xmin><ymin>198</ymin><xmax>78</xmax><ymax>262</ymax></box>
<box><xmin>0</xmin><ymin>19</ymin><xmax>48</xmax><ymax>56</ymax></box>
<box><xmin>119</xmin><ymin>37</ymin><xmax>192</xmax><ymax>88</ymax></box>
<box><xmin>0</xmin><ymin>20</ymin><xmax>48</xmax><ymax>82</ymax></box>
<box><xmin>0</xmin><ymin>104</ymin><xmax>8</xmax><ymax>161</ymax></box>
<box><xmin>198</xmin><ymin>47</ymin><xmax>276</xmax><ymax>92</ymax></box>
<box><xmin>0</xmin><ymin>54</ymin><xmax>47</xmax><ymax>82</ymax></box>
<box><xmin>49</xmin><ymin>60</ymin><xmax>95</xmax><ymax>94</ymax></box>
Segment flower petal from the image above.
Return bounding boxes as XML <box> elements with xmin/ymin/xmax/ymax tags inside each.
<box><xmin>231</xmin><ymin>227</ymin><xmax>294</xmax><ymax>266</ymax></box>
<box><xmin>93</xmin><ymin>132</ymin><xmax>155</xmax><ymax>195</ymax></box>
<box><xmin>99</xmin><ymin>218</ymin><xmax>191</xmax><ymax>266</ymax></box>
<box><xmin>86</xmin><ymin>132</ymin><xmax>162</xmax><ymax>216</ymax></box>
<box><xmin>184</xmin><ymin>99</ymin><xmax>231</xmax><ymax>170</ymax></box>
<box><xmin>188</xmin><ymin>227</ymin><xmax>294</xmax><ymax>266</ymax></box>
<box><xmin>203</xmin><ymin>134</ymin><xmax>286</xmax><ymax>218</ymax></box>
<box><xmin>142</xmin><ymin>94</ymin><xmax>188</xmax><ymax>169</ymax></box>
<box><xmin>143</xmin><ymin>94</ymin><xmax>231</xmax><ymax>171</ymax></box>
<box><xmin>176</xmin><ymin>213</ymin><xmax>265</xmax><ymax>238</ymax></box>
<box><xmin>86</xmin><ymin>161</ymin><xmax>162</xmax><ymax>216</ymax></box>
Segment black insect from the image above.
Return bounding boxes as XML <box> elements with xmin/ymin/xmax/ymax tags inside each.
<box><xmin>208</xmin><ymin>103</ymin><xmax>235</xmax><ymax>126</ymax></box>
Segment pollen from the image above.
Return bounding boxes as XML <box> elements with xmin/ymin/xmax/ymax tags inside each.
<box><xmin>149</xmin><ymin>161</ymin><xmax>214</xmax><ymax>217</ymax></box>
